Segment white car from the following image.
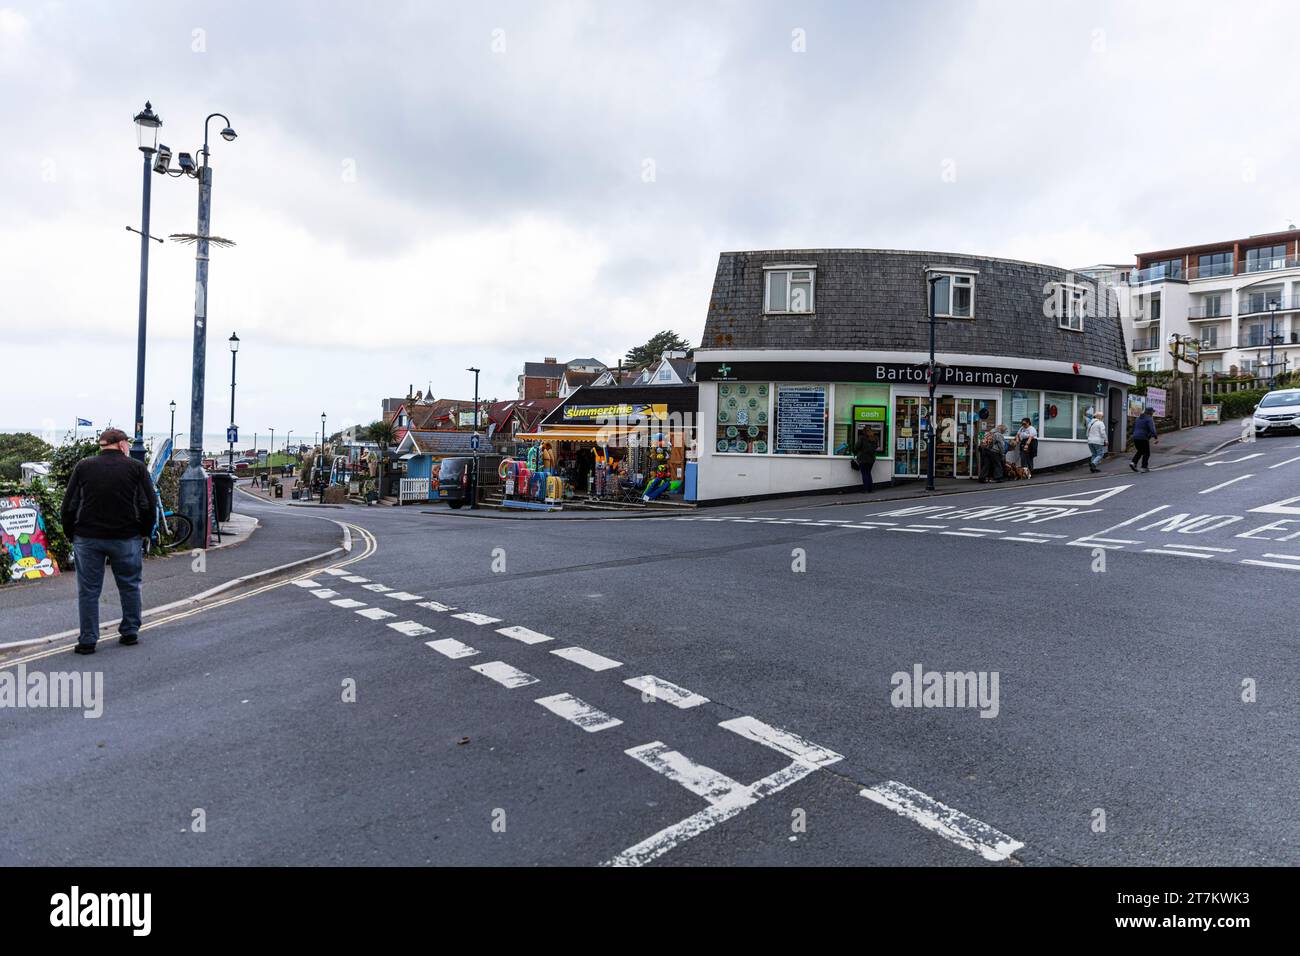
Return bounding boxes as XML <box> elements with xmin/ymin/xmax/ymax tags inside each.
<box><xmin>1252</xmin><ymin>388</ymin><xmax>1300</xmax><ymax>435</ymax></box>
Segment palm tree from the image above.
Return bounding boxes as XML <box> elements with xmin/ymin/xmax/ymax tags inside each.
<box><xmin>367</xmin><ymin>419</ymin><xmax>397</xmax><ymax>499</ymax></box>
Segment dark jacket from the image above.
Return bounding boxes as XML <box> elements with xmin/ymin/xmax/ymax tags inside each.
<box><xmin>60</xmin><ymin>450</ymin><xmax>155</xmax><ymax>540</ymax></box>
<box><xmin>1133</xmin><ymin>414</ymin><xmax>1158</xmax><ymax>441</ymax></box>
<box><xmin>854</xmin><ymin>430</ymin><xmax>878</xmax><ymax>467</ymax></box>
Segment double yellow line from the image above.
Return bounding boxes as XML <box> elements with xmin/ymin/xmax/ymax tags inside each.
<box><xmin>6</xmin><ymin>521</ymin><xmax>378</xmax><ymax>667</ymax></box>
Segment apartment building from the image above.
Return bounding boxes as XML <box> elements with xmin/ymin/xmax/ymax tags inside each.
<box><xmin>1121</xmin><ymin>227</ymin><xmax>1300</xmax><ymax>379</ymax></box>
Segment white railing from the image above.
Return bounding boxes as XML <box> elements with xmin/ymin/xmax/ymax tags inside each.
<box><xmin>400</xmin><ymin>478</ymin><xmax>431</xmax><ymax>503</ymax></box>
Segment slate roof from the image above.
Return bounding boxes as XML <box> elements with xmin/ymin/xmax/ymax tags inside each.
<box><xmin>523</xmin><ymin>362</ymin><xmax>565</xmax><ymax>379</ymax></box>
<box><xmin>701</xmin><ymin>249</ymin><xmax>1128</xmax><ymax>372</ymax></box>
<box><xmin>405</xmin><ymin>431</ymin><xmax>479</xmax><ymax>454</ymax></box>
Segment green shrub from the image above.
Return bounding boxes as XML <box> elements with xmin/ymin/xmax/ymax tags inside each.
<box><xmin>0</xmin><ymin>432</ymin><xmax>54</xmax><ymax>481</ymax></box>
<box><xmin>49</xmin><ymin>435</ymin><xmax>100</xmax><ymax>489</ymax></box>
<box><xmin>1218</xmin><ymin>388</ymin><xmax>1271</xmax><ymax>420</ymax></box>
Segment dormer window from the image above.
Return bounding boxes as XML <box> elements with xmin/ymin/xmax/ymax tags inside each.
<box><xmin>928</xmin><ymin>269</ymin><xmax>976</xmax><ymax>318</ymax></box>
<box><xmin>764</xmin><ymin>265</ymin><xmax>815</xmax><ymax>314</ymax></box>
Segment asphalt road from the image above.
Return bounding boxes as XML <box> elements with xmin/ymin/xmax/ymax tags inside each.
<box><xmin>2</xmin><ymin>437</ymin><xmax>1297</xmax><ymax>866</ymax></box>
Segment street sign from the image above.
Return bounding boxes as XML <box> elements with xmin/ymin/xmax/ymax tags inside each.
<box><xmin>226</xmin><ymin>425</ymin><xmax>238</xmax><ymax>443</ymax></box>
<box><xmin>470</xmin><ymin>433</ymin><xmax>481</xmax><ymax>451</ymax></box>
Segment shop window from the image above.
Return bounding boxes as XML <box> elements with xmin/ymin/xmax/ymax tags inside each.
<box><xmin>716</xmin><ymin>383</ymin><xmax>769</xmax><ymax>453</ymax></box>
<box><xmin>1002</xmin><ymin>389</ymin><xmax>1041</xmax><ymax>431</ymax></box>
<box><xmin>832</xmin><ymin>384</ymin><xmax>890</xmax><ymax>456</ymax></box>
<box><xmin>1076</xmin><ymin>396</ymin><xmax>1099</xmax><ymax>439</ymax></box>
<box><xmin>765</xmin><ymin>267</ymin><xmax>815</xmax><ymax>314</ymax></box>
<box><xmin>931</xmin><ymin>273</ymin><xmax>974</xmax><ymax>318</ymax></box>
<box><xmin>774</xmin><ymin>384</ymin><xmax>828</xmax><ymax>455</ymax></box>
<box><xmin>1043</xmin><ymin>393</ymin><xmax>1076</xmax><ymax>439</ymax></box>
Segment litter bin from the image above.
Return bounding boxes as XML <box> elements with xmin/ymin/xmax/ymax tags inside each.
<box><xmin>275</xmin><ymin>484</ymin><xmax>284</xmax><ymax>498</ymax></box>
<box><xmin>211</xmin><ymin>472</ymin><xmax>235</xmax><ymax>522</ymax></box>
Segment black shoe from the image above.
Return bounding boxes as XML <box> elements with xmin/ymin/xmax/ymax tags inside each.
<box><xmin>1141</xmin><ymin>467</ymin><xmax>1150</xmax><ymax>472</ymax></box>
<box><xmin>74</xmin><ymin>643</ymin><xmax>95</xmax><ymax>655</ymax></box>
<box><xmin>1128</xmin><ymin>462</ymin><xmax>1138</xmax><ymax>472</ymax></box>
<box><xmin>119</xmin><ymin>634</ymin><xmax>139</xmax><ymax>646</ymax></box>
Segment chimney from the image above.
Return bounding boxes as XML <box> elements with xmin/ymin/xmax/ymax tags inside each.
<box><xmin>544</xmin><ymin>357</ymin><xmax>557</xmax><ymax>364</ymax></box>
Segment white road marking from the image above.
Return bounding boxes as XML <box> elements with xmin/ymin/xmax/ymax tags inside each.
<box><xmin>551</xmin><ymin>646</ymin><xmax>622</xmax><ymax>671</ymax></box>
<box><xmin>1142</xmin><ymin>548</ymin><xmax>1213</xmax><ymax>558</ymax></box>
<box><xmin>857</xmin><ymin>521</ymin><xmax>898</xmax><ymax>526</ymax></box>
<box><xmin>1016</xmin><ymin>532</ymin><xmax>1065</xmax><ymax>538</ymax></box>
<box><xmin>1082</xmin><ymin>536</ymin><xmax>1140</xmax><ymax>544</ymax></box>
<box><xmin>1249</xmin><ymin>495</ymin><xmax>1300</xmax><ymax>516</ymax></box>
<box><xmin>940</xmin><ymin>531</ymin><xmax>985</xmax><ymax>538</ymax></box>
<box><xmin>425</xmin><ymin>638</ymin><xmax>478</xmax><ymax>659</ymax></box>
<box><xmin>1205</xmin><ymin>453</ymin><xmax>1263</xmax><ymax>466</ymax></box>
<box><xmin>496</xmin><ymin>625</ymin><xmax>553</xmax><ymax>645</ymax></box>
<box><xmin>962</xmin><ymin>527</ymin><xmax>1005</xmax><ymax>533</ymax></box>
<box><xmin>310</xmin><ymin>588</ymin><xmax>340</xmax><ymax>598</ymax></box>
<box><xmin>362</xmin><ymin>584</ymin><xmax>393</xmax><ymax>593</ymax></box>
<box><xmin>535</xmin><ymin>692</ymin><xmax>622</xmax><ymax>731</ymax></box>
<box><xmin>820</xmin><ymin>518</ymin><xmax>851</xmax><ymax>523</ymax></box>
<box><xmin>626</xmin><ymin>742</ymin><xmax>746</xmax><ymax>804</ymax></box>
<box><xmin>1166</xmin><ymin>544</ymin><xmax>1235</xmax><ymax>553</ymax></box>
<box><xmin>388</xmin><ymin>620</ymin><xmax>435</xmax><ymax>637</ymax></box>
<box><xmin>889</xmin><ymin>527</ymin><xmax>931</xmax><ymax>533</ymax></box>
<box><xmin>341</xmin><ymin>575</ymin><xmax>369</xmax><ymax>583</ymax></box>
<box><xmin>1240</xmin><ymin>558</ymin><xmax>1300</xmax><ymax>571</ymax></box>
<box><xmin>471</xmin><ymin>661</ymin><xmax>539</xmax><ymax>688</ymax></box>
<box><xmin>624</xmin><ymin>675</ymin><xmax>709</xmax><ymax>708</ymax></box>
<box><xmin>1199</xmin><ymin>475</ymin><xmax>1253</xmax><ymax>494</ymax></box>
<box><xmin>860</xmin><ymin>781</ymin><xmax>1023</xmax><ymax>863</ymax></box>
<box><xmin>1268</xmin><ymin>456</ymin><xmax>1300</xmax><ymax>469</ymax></box>
<box><xmin>330</xmin><ymin>598</ymin><xmax>367</xmax><ymax>609</ymax></box>
<box><xmin>291</xmin><ymin>579</ymin><xmax>321</xmax><ymax>588</ymax></box>
<box><xmin>1263</xmin><ymin>552</ymin><xmax>1300</xmax><ymax>560</ymax></box>
<box><xmin>356</xmin><ymin>607</ymin><xmax>396</xmax><ymax>620</ymax></box>
<box><xmin>1019</xmin><ymin>484</ymin><xmax>1131</xmax><ymax>506</ymax></box>
<box><xmin>1068</xmin><ymin>506</ymin><xmax>1167</xmax><ymax>549</ymax></box>
<box><xmin>385</xmin><ymin>591</ymin><xmax>424</xmax><ymax>601</ymax></box>
<box><xmin>322</xmin><ymin>568</ymin><xmax>349</xmax><ymax>576</ymax></box>
<box><xmin>1001</xmin><ymin>536</ymin><xmax>1047</xmax><ymax>544</ymax></box>
<box><xmin>416</xmin><ymin>601</ymin><xmax>456</xmax><ymax>612</ymax></box>
<box><xmin>452</xmin><ymin>612</ymin><xmax>503</xmax><ymax>626</ymax></box>
<box><xmin>718</xmin><ymin>716</ymin><xmax>844</xmax><ymax>767</ymax></box>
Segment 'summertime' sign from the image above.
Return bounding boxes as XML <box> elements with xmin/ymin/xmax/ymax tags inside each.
<box><xmin>562</xmin><ymin>403</ymin><xmax>668</xmax><ymax>421</ymax></box>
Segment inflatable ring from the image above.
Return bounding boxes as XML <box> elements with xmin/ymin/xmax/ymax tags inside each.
<box><xmin>498</xmin><ymin>458</ymin><xmax>514</xmax><ymax>480</ymax></box>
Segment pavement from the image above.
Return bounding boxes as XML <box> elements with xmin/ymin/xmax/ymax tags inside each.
<box><xmin>2</xmin><ymin>434</ymin><xmax>1296</xmax><ymax>867</ymax></box>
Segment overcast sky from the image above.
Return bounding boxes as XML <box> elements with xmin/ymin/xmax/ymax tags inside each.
<box><xmin>5</xmin><ymin>0</ymin><xmax>1300</xmax><ymax>447</ymax></box>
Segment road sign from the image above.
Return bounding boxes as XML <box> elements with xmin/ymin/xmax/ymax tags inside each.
<box><xmin>226</xmin><ymin>426</ymin><xmax>238</xmax><ymax>443</ymax></box>
<box><xmin>470</xmin><ymin>433</ymin><xmax>481</xmax><ymax>451</ymax></box>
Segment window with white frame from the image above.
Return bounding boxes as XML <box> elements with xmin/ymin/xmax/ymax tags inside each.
<box><xmin>1058</xmin><ymin>285</ymin><xmax>1087</xmax><ymax>331</ymax></box>
<box><xmin>1136</xmin><ymin>355</ymin><xmax>1157</xmax><ymax>372</ymax></box>
<box><xmin>930</xmin><ymin>273</ymin><xmax>974</xmax><ymax>318</ymax></box>
<box><xmin>765</xmin><ymin>266</ymin><xmax>815</xmax><ymax>314</ymax></box>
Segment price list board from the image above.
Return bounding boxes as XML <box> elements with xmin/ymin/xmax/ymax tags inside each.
<box><xmin>775</xmin><ymin>385</ymin><xmax>827</xmax><ymax>454</ymax></box>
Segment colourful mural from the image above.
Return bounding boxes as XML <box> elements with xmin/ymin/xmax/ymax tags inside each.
<box><xmin>0</xmin><ymin>495</ymin><xmax>60</xmax><ymax>581</ymax></box>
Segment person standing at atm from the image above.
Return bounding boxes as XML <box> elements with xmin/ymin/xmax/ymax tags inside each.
<box><xmin>854</xmin><ymin>426</ymin><xmax>878</xmax><ymax>492</ymax></box>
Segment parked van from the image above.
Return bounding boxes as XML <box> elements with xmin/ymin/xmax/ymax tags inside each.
<box><xmin>435</xmin><ymin>456</ymin><xmax>503</xmax><ymax>508</ymax></box>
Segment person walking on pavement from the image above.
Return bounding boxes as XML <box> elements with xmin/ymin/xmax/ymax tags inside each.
<box><xmin>1130</xmin><ymin>407</ymin><xmax>1159</xmax><ymax>472</ymax></box>
<box><xmin>1086</xmin><ymin>410</ymin><xmax>1108</xmax><ymax>473</ymax></box>
<box><xmin>59</xmin><ymin>428</ymin><xmax>155</xmax><ymax>654</ymax></box>
<box><xmin>854</xmin><ymin>426</ymin><xmax>878</xmax><ymax>493</ymax></box>
<box><xmin>1016</xmin><ymin>417</ymin><xmax>1038</xmax><ymax>477</ymax></box>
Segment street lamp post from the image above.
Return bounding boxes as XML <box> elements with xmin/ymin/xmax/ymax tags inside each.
<box><xmin>924</xmin><ymin>275</ymin><xmax>940</xmax><ymax>492</ymax></box>
<box><xmin>227</xmin><ymin>333</ymin><xmax>240</xmax><ymax>471</ymax></box>
<box><xmin>268</xmin><ymin>427</ymin><xmax>275</xmax><ymax>483</ymax></box>
<box><xmin>178</xmin><ymin>112</ymin><xmax>239</xmax><ymax>548</ymax></box>
<box><xmin>320</xmin><ymin>412</ymin><xmax>327</xmax><ymax>497</ymax></box>
<box><xmin>168</xmin><ymin>399</ymin><xmax>177</xmax><ymax>458</ymax></box>
<box><xmin>129</xmin><ymin>102</ymin><xmax>162</xmax><ymax>463</ymax></box>
<box><xmin>467</xmin><ymin>367</ymin><xmax>481</xmax><ymax>509</ymax></box>
<box><xmin>1267</xmin><ymin>304</ymin><xmax>1280</xmax><ymax>388</ymax></box>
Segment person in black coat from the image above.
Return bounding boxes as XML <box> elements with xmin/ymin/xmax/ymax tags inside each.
<box><xmin>854</xmin><ymin>427</ymin><xmax>878</xmax><ymax>492</ymax></box>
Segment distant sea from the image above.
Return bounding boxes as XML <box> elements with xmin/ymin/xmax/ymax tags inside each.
<box><xmin>1</xmin><ymin>427</ymin><xmax>307</xmax><ymax>457</ymax></box>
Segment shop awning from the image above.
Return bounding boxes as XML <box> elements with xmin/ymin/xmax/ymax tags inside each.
<box><xmin>515</xmin><ymin>427</ymin><xmax>616</xmax><ymax>442</ymax></box>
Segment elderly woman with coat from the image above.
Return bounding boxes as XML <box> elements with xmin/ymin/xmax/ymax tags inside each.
<box><xmin>854</xmin><ymin>427</ymin><xmax>879</xmax><ymax>492</ymax></box>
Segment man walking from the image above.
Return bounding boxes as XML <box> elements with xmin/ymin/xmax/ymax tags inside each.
<box><xmin>60</xmin><ymin>428</ymin><xmax>155</xmax><ymax>654</ymax></box>
<box><xmin>1130</xmin><ymin>407</ymin><xmax>1159</xmax><ymax>473</ymax></box>
<box><xmin>1087</xmin><ymin>410</ymin><xmax>1108</xmax><ymax>473</ymax></box>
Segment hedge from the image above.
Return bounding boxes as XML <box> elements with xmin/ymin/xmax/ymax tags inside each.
<box><xmin>1215</xmin><ymin>388</ymin><xmax>1272</xmax><ymax>420</ymax></box>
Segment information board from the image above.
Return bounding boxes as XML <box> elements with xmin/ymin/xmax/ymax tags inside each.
<box><xmin>775</xmin><ymin>385</ymin><xmax>827</xmax><ymax>454</ymax></box>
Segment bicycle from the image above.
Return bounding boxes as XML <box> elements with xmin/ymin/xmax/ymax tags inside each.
<box><xmin>148</xmin><ymin>438</ymin><xmax>193</xmax><ymax>550</ymax></box>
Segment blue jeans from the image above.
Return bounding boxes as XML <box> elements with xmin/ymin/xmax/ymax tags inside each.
<box><xmin>73</xmin><ymin>536</ymin><xmax>144</xmax><ymax>646</ymax></box>
<box><xmin>1088</xmin><ymin>442</ymin><xmax>1105</xmax><ymax>467</ymax></box>
<box><xmin>859</xmin><ymin>463</ymin><xmax>874</xmax><ymax>492</ymax></box>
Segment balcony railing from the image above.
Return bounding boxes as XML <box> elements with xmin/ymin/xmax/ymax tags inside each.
<box><xmin>1242</xmin><ymin>254</ymin><xmax>1300</xmax><ymax>274</ymax></box>
<box><xmin>1131</xmin><ymin>254</ymin><xmax>1300</xmax><ymax>285</ymax></box>
<box><xmin>1132</xmin><ymin>338</ymin><xmax>1162</xmax><ymax>352</ymax></box>
<box><xmin>1129</xmin><ymin>264</ymin><xmax>1184</xmax><ymax>284</ymax></box>
<box><xmin>1238</xmin><ymin>294</ymin><xmax>1300</xmax><ymax>316</ymax></box>
<box><xmin>1238</xmin><ymin>333</ymin><xmax>1293</xmax><ymax>349</ymax></box>
<box><xmin>1185</xmin><ymin>261</ymin><xmax>1235</xmax><ymax>280</ymax></box>
<box><xmin>1187</xmin><ymin>304</ymin><xmax>1229</xmax><ymax>319</ymax></box>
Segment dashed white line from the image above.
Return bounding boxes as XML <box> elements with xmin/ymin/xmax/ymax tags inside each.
<box><xmin>1001</xmin><ymin>536</ymin><xmax>1048</xmax><ymax>544</ymax></box>
<box><xmin>626</xmin><ymin>742</ymin><xmax>746</xmax><ymax>804</ymax></box>
<box><xmin>452</xmin><ymin>612</ymin><xmax>503</xmax><ymax>626</ymax></box>
<box><xmin>291</xmin><ymin>579</ymin><xmax>321</xmax><ymax>588</ymax></box>
<box><xmin>1200</xmin><ymin>475</ymin><xmax>1254</xmax><ymax>494</ymax></box>
<box><xmin>470</xmin><ymin>661</ymin><xmax>539</xmax><ymax>688</ymax></box>
<box><xmin>940</xmin><ymin>532</ymin><xmax>985</xmax><ymax>538</ymax></box>
<box><xmin>1268</xmin><ymin>456</ymin><xmax>1300</xmax><ymax>469</ymax></box>
<box><xmin>1142</xmin><ymin>548</ymin><xmax>1213</xmax><ymax>559</ymax></box>
<box><xmin>962</xmin><ymin>528</ymin><xmax>1005</xmax><ymax>533</ymax></box>
<box><xmin>362</xmin><ymin>584</ymin><xmax>393</xmax><ymax>593</ymax></box>
<box><xmin>341</xmin><ymin>575</ymin><xmax>369</xmax><ymax>583</ymax></box>
<box><xmin>624</xmin><ymin>675</ymin><xmax>709</xmax><ymax>708</ymax></box>
<box><xmin>310</xmin><ymin>588</ymin><xmax>340</xmax><ymax>598</ymax></box>
<box><xmin>1241</xmin><ymin>553</ymin><xmax>1300</xmax><ymax>571</ymax></box>
<box><xmin>322</xmin><ymin>568</ymin><xmax>349</xmax><ymax>576</ymax></box>
<box><xmin>718</xmin><ymin>716</ymin><xmax>844</xmax><ymax>767</ymax></box>
<box><xmin>416</xmin><ymin>601</ymin><xmax>456</xmax><ymax>612</ymax></box>
<box><xmin>1166</xmin><ymin>545</ymin><xmax>1235</xmax><ymax>553</ymax></box>
<box><xmin>424</xmin><ymin>638</ymin><xmax>478</xmax><ymax>659</ymax></box>
<box><xmin>356</xmin><ymin>607</ymin><xmax>396</xmax><ymax>621</ymax></box>
<box><xmin>388</xmin><ymin>620</ymin><xmax>435</xmax><ymax>637</ymax></box>
<box><xmin>860</xmin><ymin>781</ymin><xmax>1023</xmax><ymax>863</ymax></box>
<box><xmin>329</xmin><ymin>598</ymin><xmax>367</xmax><ymax>609</ymax></box>
<box><xmin>551</xmin><ymin>646</ymin><xmax>622</xmax><ymax>672</ymax></box>
<box><xmin>495</xmin><ymin>625</ymin><xmax>553</xmax><ymax>645</ymax></box>
<box><xmin>535</xmin><ymin>692</ymin><xmax>622</xmax><ymax>731</ymax></box>
<box><xmin>385</xmin><ymin>591</ymin><xmax>424</xmax><ymax>601</ymax></box>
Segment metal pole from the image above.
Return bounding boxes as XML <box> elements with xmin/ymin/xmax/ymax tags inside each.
<box><xmin>130</xmin><ymin>150</ymin><xmax>153</xmax><ymax>462</ymax></box>
<box><xmin>228</xmin><ymin>347</ymin><xmax>237</xmax><ymax>471</ymax></box>
<box><xmin>1268</xmin><ymin>306</ymin><xmax>1278</xmax><ymax>388</ymax></box>
<box><xmin>925</xmin><ymin>277</ymin><xmax>937</xmax><ymax>492</ymax></box>
<box><xmin>169</xmin><ymin>405</ymin><xmax>175</xmax><ymax>458</ymax></box>
<box><xmin>269</xmin><ymin>428</ymin><xmax>274</xmax><ymax>483</ymax></box>
<box><xmin>178</xmin><ymin>163</ymin><xmax>213</xmax><ymax>547</ymax></box>
<box><xmin>469</xmin><ymin>368</ymin><xmax>480</xmax><ymax>509</ymax></box>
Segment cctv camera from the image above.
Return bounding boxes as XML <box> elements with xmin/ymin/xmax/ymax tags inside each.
<box><xmin>177</xmin><ymin>152</ymin><xmax>196</xmax><ymax>175</ymax></box>
<box><xmin>153</xmin><ymin>144</ymin><xmax>172</xmax><ymax>174</ymax></box>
